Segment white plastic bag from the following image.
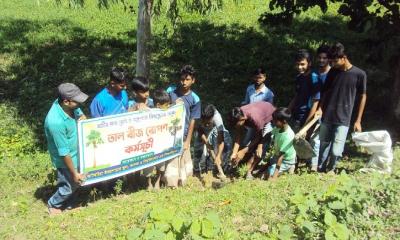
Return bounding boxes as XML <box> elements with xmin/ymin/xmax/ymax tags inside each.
<box><xmin>351</xmin><ymin>131</ymin><xmax>393</xmax><ymax>173</ymax></box>
<box><xmin>163</xmin><ymin>149</ymin><xmax>193</xmax><ymax>187</ymax></box>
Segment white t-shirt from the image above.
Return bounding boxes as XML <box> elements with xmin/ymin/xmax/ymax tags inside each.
<box><xmin>201</xmin><ymin>110</ymin><xmax>226</xmax><ymax>135</ymax></box>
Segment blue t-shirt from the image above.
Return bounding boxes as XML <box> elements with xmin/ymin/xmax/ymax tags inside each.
<box><xmin>128</xmin><ymin>98</ymin><xmax>154</xmax><ymax>109</ymax></box>
<box><xmin>90</xmin><ymin>88</ymin><xmax>128</xmax><ymax>118</ymax></box>
<box><xmin>167</xmin><ymin>85</ymin><xmax>201</xmax><ymax>138</ymax></box>
<box><xmin>314</xmin><ymin>71</ymin><xmax>329</xmax><ymax>100</ymax></box>
<box><xmin>242</xmin><ymin>84</ymin><xmax>274</xmax><ymax>105</ymax></box>
<box><xmin>293</xmin><ymin>72</ymin><xmax>319</xmax><ymax>125</ymax></box>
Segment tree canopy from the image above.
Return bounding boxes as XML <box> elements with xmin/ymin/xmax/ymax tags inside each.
<box><xmin>260</xmin><ymin>0</ymin><xmax>399</xmax><ymax>32</ymax></box>
<box><xmin>259</xmin><ymin>0</ymin><xmax>399</xmax><ymax>119</ymax></box>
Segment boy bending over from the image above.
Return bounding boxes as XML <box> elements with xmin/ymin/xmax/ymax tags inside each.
<box><xmin>193</xmin><ymin>103</ymin><xmax>232</xmax><ymax>179</ymax></box>
<box><xmin>229</xmin><ymin>101</ymin><xmax>275</xmax><ymax>180</ymax></box>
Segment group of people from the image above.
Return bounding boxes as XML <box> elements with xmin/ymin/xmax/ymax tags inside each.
<box><xmin>44</xmin><ymin>42</ymin><xmax>367</xmax><ymax>214</ymax></box>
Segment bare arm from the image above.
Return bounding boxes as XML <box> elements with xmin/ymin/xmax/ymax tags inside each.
<box><xmin>304</xmin><ymin>100</ymin><xmax>319</xmax><ymax>125</ymax></box>
<box><xmin>78</xmin><ymin>115</ymin><xmax>87</xmax><ymax>121</ymax></box>
<box><xmin>231</xmin><ymin>126</ymin><xmax>243</xmax><ymax>157</ymax></box>
<box><xmin>215</xmin><ymin>131</ymin><xmax>225</xmax><ymax>159</ymax></box>
<box><xmin>354</xmin><ymin>93</ymin><xmax>367</xmax><ymax>132</ymax></box>
<box><xmin>197</xmin><ymin>127</ymin><xmax>208</xmax><ymax>145</ymax></box>
<box><xmin>185</xmin><ymin>119</ymin><xmax>196</xmax><ymax>149</ymax></box>
<box><xmin>200</xmin><ymin>134</ymin><xmax>208</xmax><ymax>145</ymax></box>
<box><xmin>271</xmin><ymin>153</ymin><xmax>285</xmax><ymax>180</ymax></box>
<box><xmin>315</xmin><ymin>92</ymin><xmax>328</xmax><ymax>118</ymax></box>
<box><xmin>236</xmin><ymin>130</ymin><xmax>262</xmax><ymax>161</ymax></box>
<box><xmin>247</xmin><ymin>131</ymin><xmax>262</xmax><ymax>152</ymax></box>
<box><xmin>287</xmin><ymin>95</ymin><xmax>297</xmax><ymax>113</ymax></box>
<box><xmin>63</xmin><ymin>155</ymin><xmax>84</xmax><ymax>184</ymax></box>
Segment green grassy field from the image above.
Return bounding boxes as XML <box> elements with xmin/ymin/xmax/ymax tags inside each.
<box><xmin>1</xmin><ymin>149</ymin><xmax>399</xmax><ymax>239</ymax></box>
<box><xmin>0</xmin><ymin>0</ymin><xmax>399</xmax><ymax>239</ymax></box>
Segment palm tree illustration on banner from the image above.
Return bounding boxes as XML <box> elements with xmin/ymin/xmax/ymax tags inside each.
<box><xmin>169</xmin><ymin>117</ymin><xmax>182</xmax><ymax>147</ymax></box>
<box><xmin>86</xmin><ymin>130</ymin><xmax>104</xmax><ymax>168</ymax></box>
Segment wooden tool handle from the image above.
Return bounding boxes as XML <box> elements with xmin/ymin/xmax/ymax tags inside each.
<box><xmin>295</xmin><ymin>115</ymin><xmax>321</xmax><ymax>137</ymax></box>
<box><xmin>209</xmin><ymin>148</ymin><xmax>217</xmax><ymax>160</ymax></box>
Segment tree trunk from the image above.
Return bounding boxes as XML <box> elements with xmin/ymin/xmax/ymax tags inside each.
<box><xmin>136</xmin><ymin>0</ymin><xmax>152</xmax><ymax>79</ymax></box>
<box><xmin>392</xmin><ymin>55</ymin><xmax>400</xmax><ymax>120</ymax></box>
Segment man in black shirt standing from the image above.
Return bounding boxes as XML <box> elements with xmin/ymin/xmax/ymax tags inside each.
<box><xmin>316</xmin><ymin>43</ymin><xmax>367</xmax><ymax>172</ymax></box>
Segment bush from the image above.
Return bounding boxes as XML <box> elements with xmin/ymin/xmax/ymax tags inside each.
<box><xmin>0</xmin><ymin>102</ymin><xmax>38</xmax><ymax>159</ymax></box>
<box><xmin>126</xmin><ymin>207</ymin><xmax>237</xmax><ymax>240</ymax></box>
<box><xmin>268</xmin><ymin>171</ymin><xmax>400</xmax><ymax>239</ymax></box>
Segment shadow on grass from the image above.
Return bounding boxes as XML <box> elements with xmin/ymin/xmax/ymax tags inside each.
<box><xmin>155</xmin><ymin>15</ymin><xmax>374</xmax><ymax>114</ymax></box>
<box><xmin>0</xmin><ymin>15</ymin><xmax>361</xmax><ymax>145</ymax></box>
<box><xmin>34</xmin><ymin>172</ymin><xmax>148</xmax><ymax>206</ymax></box>
<box><xmin>0</xmin><ymin>14</ymin><xmax>385</xmax><ymax>204</ymax></box>
<box><xmin>0</xmin><ymin>19</ymin><xmax>137</xmax><ymax>148</ymax></box>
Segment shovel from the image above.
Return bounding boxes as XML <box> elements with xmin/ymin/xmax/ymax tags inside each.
<box><xmin>207</xmin><ymin>147</ymin><xmax>227</xmax><ymax>180</ymax></box>
<box><xmin>293</xmin><ymin>115</ymin><xmax>320</xmax><ymax>159</ymax></box>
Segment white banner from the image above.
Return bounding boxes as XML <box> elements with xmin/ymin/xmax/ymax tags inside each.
<box><xmin>77</xmin><ymin>104</ymin><xmax>185</xmax><ymax>185</ymax></box>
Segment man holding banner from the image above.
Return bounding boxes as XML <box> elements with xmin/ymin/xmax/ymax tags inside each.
<box><xmin>44</xmin><ymin>83</ymin><xmax>89</xmax><ymax>215</ymax></box>
<box><xmin>166</xmin><ymin>65</ymin><xmax>201</xmax><ymax>187</ymax></box>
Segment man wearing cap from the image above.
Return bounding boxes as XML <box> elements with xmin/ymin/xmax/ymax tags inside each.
<box><xmin>44</xmin><ymin>83</ymin><xmax>88</xmax><ymax>215</ymax></box>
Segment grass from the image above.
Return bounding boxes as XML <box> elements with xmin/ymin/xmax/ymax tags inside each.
<box><xmin>0</xmin><ymin>0</ymin><xmax>399</xmax><ymax>239</ymax></box>
<box><xmin>1</xmin><ymin>148</ymin><xmax>399</xmax><ymax>239</ymax></box>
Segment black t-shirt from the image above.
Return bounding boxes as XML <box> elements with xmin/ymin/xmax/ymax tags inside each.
<box><xmin>321</xmin><ymin>66</ymin><xmax>367</xmax><ymax>126</ymax></box>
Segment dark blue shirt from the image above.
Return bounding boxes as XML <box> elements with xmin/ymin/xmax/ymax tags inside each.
<box><xmin>293</xmin><ymin>72</ymin><xmax>319</xmax><ymax>125</ymax></box>
<box><xmin>167</xmin><ymin>85</ymin><xmax>201</xmax><ymax>138</ymax></box>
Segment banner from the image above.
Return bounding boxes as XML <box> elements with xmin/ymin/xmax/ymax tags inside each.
<box><xmin>78</xmin><ymin>104</ymin><xmax>185</xmax><ymax>185</ymax></box>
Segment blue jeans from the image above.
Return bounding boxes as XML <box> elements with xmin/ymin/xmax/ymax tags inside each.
<box><xmin>48</xmin><ymin>168</ymin><xmax>79</xmax><ymax>209</ymax></box>
<box><xmin>310</xmin><ymin>132</ymin><xmax>331</xmax><ymax>167</ymax></box>
<box><xmin>318</xmin><ymin>123</ymin><xmax>349</xmax><ymax>172</ymax></box>
<box><xmin>265</xmin><ymin>155</ymin><xmax>296</xmax><ymax>176</ymax></box>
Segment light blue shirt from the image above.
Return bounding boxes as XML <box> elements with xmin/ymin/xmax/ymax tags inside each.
<box><xmin>242</xmin><ymin>84</ymin><xmax>274</xmax><ymax>105</ymax></box>
<box><xmin>44</xmin><ymin>100</ymin><xmax>81</xmax><ymax>169</ymax></box>
<box><xmin>90</xmin><ymin>88</ymin><xmax>128</xmax><ymax>118</ymax></box>
<box><xmin>314</xmin><ymin>70</ymin><xmax>329</xmax><ymax>100</ymax></box>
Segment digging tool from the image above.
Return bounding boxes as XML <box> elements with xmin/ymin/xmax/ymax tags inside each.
<box><xmin>293</xmin><ymin>115</ymin><xmax>321</xmax><ymax>159</ymax></box>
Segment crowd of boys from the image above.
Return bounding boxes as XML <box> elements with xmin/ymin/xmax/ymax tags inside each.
<box><xmin>44</xmin><ymin>42</ymin><xmax>367</xmax><ymax>214</ymax></box>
